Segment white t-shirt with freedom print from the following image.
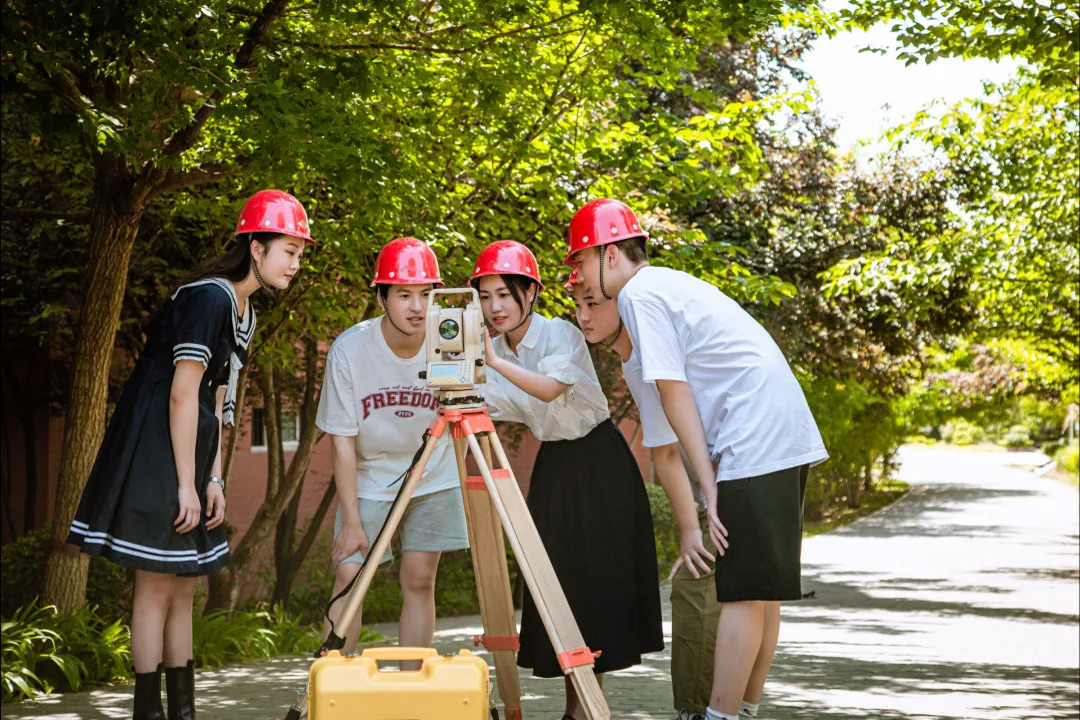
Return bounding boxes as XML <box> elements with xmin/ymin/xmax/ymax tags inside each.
<box><xmin>618</xmin><ymin>266</ymin><xmax>828</xmax><ymax>482</ymax></box>
<box><xmin>315</xmin><ymin>317</ymin><xmax>459</xmax><ymax>501</ymax></box>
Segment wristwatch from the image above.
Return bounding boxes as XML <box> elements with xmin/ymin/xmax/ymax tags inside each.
<box><xmin>209</xmin><ymin>476</ymin><xmax>225</xmax><ymax>490</ymax></box>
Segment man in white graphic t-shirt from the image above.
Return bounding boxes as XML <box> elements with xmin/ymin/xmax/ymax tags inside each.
<box><xmin>315</xmin><ymin>237</ymin><xmax>468</xmax><ymax>662</ymax></box>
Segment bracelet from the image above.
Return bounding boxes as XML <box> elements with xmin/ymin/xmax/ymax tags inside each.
<box><xmin>209</xmin><ymin>476</ymin><xmax>225</xmax><ymax>491</ymax></box>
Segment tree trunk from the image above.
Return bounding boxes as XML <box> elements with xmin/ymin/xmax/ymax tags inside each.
<box><xmin>43</xmin><ymin>169</ymin><xmax>146</xmax><ymax>613</ymax></box>
<box><xmin>261</xmin><ymin>366</ymin><xmax>284</xmax><ymax>502</ymax></box>
<box><xmin>847</xmin><ymin>466</ymin><xmax>865</xmax><ymax>509</ymax></box>
<box><xmin>272</xmin><ymin>483</ymin><xmax>303</xmax><ymax>604</ymax></box>
<box><xmin>271</xmin><ymin>338</ymin><xmax>323</xmax><ymax>607</ymax></box>
<box><xmin>266</xmin><ymin>367</ymin><xmax>289</xmax><ymax>578</ymax></box>
<box><xmin>205</xmin><ymin>347</ymin><xmax>324</xmax><ymax>613</ymax></box>
<box><xmin>271</xmin><ymin>478</ymin><xmax>335</xmax><ymax>608</ymax></box>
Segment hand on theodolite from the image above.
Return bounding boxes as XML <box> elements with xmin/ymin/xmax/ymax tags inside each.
<box><xmin>482</xmin><ymin>327</ymin><xmax>569</xmax><ymax>403</ymax></box>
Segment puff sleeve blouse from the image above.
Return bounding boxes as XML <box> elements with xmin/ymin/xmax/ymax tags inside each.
<box><xmin>481</xmin><ymin>314</ymin><xmax>610</xmax><ymax>441</ymax></box>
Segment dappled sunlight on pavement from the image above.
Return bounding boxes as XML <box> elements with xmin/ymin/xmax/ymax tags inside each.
<box><xmin>3</xmin><ymin>446</ymin><xmax>1076</xmax><ymax>719</ymax></box>
<box><xmin>770</xmin><ymin>446</ymin><xmax>1079</xmax><ymax>719</ymax></box>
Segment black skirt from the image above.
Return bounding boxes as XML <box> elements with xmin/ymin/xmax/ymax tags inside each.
<box><xmin>517</xmin><ymin>419</ymin><xmax>665</xmax><ymax>678</ymax></box>
<box><xmin>713</xmin><ymin>464</ymin><xmax>809</xmax><ymax>602</ymax></box>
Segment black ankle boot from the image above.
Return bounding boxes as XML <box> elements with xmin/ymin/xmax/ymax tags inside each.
<box><xmin>165</xmin><ymin>659</ymin><xmax>197</xmax><ymax>720</ymax></box>
<box><xmin>132</xmin><ymin>665</ymin><xmax>165</xmax><ymax>720</ymax></box>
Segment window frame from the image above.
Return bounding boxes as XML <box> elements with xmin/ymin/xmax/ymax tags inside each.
<box><xmin>250</xmin><ymin>407</ymin><xmax>301</xmax><ymax>454</ymax></box>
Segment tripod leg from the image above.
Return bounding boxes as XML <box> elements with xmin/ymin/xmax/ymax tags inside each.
<box><xmin>331</xmin><ymin>429</ymin><xmax>444</xmax><ymax>640</ymax></box>
<box><xmin>465</xmin><ymin>432</ymin><xmax>610</xmax><ymax>720</ymax></box>
<box><xmin>453</xmin><ymin>437</ymin><xmax>523</xmax><ymax>720</ymax></box>
<box><xmin>479</xmin><ymin>434</ymin><xmax>495</xmax><ymax>468</ymax></box>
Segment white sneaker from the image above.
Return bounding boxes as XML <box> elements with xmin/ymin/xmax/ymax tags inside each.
<box><xmin>675</xmin><ymin>710</ymin><xmax>705</xmax><ymax>720</ymax></box>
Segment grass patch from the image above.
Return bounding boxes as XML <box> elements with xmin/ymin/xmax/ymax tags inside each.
<box><xmin>1</xmin><ymin>601</ymin><xmax>369</xmax><ymax>702</ymax></box>
<box><xmin>803</xmin><ymin>479</ymin><xmax>910</xmax><ymax>537</ymax></box>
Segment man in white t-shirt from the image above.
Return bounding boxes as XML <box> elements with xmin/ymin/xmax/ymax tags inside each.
<box><xmin>570</xmin><ymin>269</ymin><xmax>722</xmax><ymax>720</ymax></box>
<box><xmin>315</xmin><ymin>237</ymin><xmax>468</xmax><ymax>659</ymax></box>
<box><xmin>566</xmin><ymin>199</ymin><xmax>827</xmax><ymax>720</ymax></box>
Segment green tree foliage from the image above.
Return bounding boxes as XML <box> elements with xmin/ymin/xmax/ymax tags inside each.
<box><xmin>814</xmin><ymin>1</ymin><xmax>1077</xmax><ymax>399</ymax></box>
<box><xmin>821</xmin><ymin>0</ymin><xmax>1079</xmax><ymax>88</ymax></box>
<box><xmin>7</xmin><ymin>0</ymin><xmax>1066</xmax><ymax>617</ymax></box>
<box><xmin>912</xmin><ymin>78</ymin><xmax>1079</xmax><ymax>372</ymax></box>
<box><xmin>899</xmin><ymin>340</ymin><xmax>1073</xmax><ymax>443</ymax></box>
<box><xmin>2</xmin><ymin>0</ymin><xmax>789</xmax><ymax>611</ymax></box>
<box><xmin>820</xmin><ymin>0</ymin><xmax>1078</xmax><ymax>371</ymax></box>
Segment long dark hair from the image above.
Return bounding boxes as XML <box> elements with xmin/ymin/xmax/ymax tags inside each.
<box><xmin>470</xmin><ymin>273</ymin><xmax>537</xmax><ymax>311</ymax></box>
<box><xmin>180</xmin><ymin>232</ymin><xmax>281</xmax><ymax>286</ymax></box>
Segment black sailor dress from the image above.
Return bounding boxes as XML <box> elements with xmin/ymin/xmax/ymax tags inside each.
<box><xmin>67</xmin><ymin>278</ymin><xmax>254</xmax><ymax>576</ymax></box>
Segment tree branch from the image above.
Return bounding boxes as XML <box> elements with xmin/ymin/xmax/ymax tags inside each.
<box><xmin>287</xmin><ymin>471</ymin><xmax>334</xmax><ymax>570</ymax></box>
<box><xmin>160</xmin><ymin>0</ymin><xmax>291</xmax><ymax>161</ymax></box>
<box><xmin>152</xmin><ymin>163</ymin><xmax>245</xmax><ymax>196</ymax></box>
<box><xmin>39</xmin><ymin>63</ymin><xmax>98</xmax><ymax>126</ymax></box>
<box><xmin>284</xmin><ymin>9</ymin><xmax>584</xmax><ymax>56</ymax></box>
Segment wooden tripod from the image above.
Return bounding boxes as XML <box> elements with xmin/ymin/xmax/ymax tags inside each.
<box><xmin>290</xmin><ymin>405</ymin><xmax>609</xmax><ymax>720</ymax></box>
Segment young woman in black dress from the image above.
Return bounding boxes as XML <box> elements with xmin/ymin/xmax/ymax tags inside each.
<box><xmin>66</xmin><ymin>190</ymin><xmax>314</xmax><ymax>719</ymax></box>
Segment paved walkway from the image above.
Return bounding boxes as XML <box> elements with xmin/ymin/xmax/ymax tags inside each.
<box><xmin>4</xmin><ymin>446</ymin><xmax>1078</xmax><ymax>719</ymax></box>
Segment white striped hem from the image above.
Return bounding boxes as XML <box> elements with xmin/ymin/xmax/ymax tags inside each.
<box><xmin>174</xmin><ymin>355</ymin><xmax>210</xmax><ymax>368</ymax></box>
<box><xmin>70</xmin><ymin>521</ymin><xmax>229</xmax><ymax>565</ymax></box>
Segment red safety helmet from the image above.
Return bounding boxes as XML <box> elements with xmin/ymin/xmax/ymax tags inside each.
<box><xmin>235</xmin><ymin>189</ymin><xmax>314</xmax><ymax>244</ymax></box>
<box><xmin>470</xmin><ymin>240</ymin><xmax>544</xmax><ymax>291</ymax></box>
<box><xmin>563</xmin><ymin>265</ymin><xmax>582</xmax><ymax>291</ymax></box>
<box><xmin>370</xmin><ymin>237</ymin><xmax>443</xmax><ymax>287</ymax></box>
<box><xmin>564</xmin><ymin>198</ymin><xmax>647</xmax><ymax>265</ymax></box>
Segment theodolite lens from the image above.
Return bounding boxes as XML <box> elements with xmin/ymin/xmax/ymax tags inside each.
<box><xmin>439</xmin><ymin>319</ymin><xmax>460</xmax><ymax>341</ymax></box>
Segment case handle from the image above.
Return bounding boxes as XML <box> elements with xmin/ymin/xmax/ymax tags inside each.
<box><xmin>359</xmin><ymin>647</ymin><xmax>439</xmax><ymax>662</ymax></box>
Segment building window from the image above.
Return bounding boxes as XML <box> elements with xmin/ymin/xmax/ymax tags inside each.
<box><xmin>250</xmin><ymin>408</ymin><xmax>301</xmax><ymax>453</ymax></box>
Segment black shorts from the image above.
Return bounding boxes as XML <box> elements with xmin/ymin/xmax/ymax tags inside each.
<box><xmin>714</xmin><ymin>464</ymin><xmax>809</xmax><ymax>602</ymax></box>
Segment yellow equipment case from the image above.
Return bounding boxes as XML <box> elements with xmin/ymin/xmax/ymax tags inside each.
<box><xmin>307</xmin><ymin>647</ymin><xmax>491</xmax><ymax>720</ymax></box>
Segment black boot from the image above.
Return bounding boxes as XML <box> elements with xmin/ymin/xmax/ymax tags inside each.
<box><xmin>132</xmin><ymin>665</ymin><xmax>165</xmax><ymax>720</ymax></box>
<box><xmin>165</xmin><ymin>659</ymin><xmax>197</xmax><ymax>720</ymax></box>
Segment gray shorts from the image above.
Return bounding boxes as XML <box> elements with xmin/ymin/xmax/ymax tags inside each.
<box><xmin>333</xmin><ymin>486</ymin><xmax>470</xmax><ymax>567</ymax></box>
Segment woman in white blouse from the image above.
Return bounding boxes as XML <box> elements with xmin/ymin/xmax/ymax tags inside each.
<box><xmin>471</xmin><ymin>240</ymin><xmax>663</xmax><ymax>720</ymax></box>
